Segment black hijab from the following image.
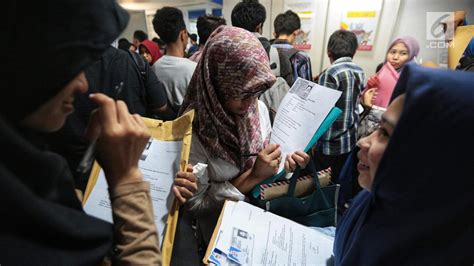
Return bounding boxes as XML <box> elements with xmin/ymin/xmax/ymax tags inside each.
<box><xmin>334</xmin><ymin>64</ymin><xmax>474</xmax><ymax>265</ymax></box>
<box><xmin>0</xmin><ymin>0</ymin><xmax>128</xmax><ymax>264</ymax></box>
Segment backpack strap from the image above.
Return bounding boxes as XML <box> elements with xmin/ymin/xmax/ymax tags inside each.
<box><xmin>269</xmin><ymin>46</ymin><xmax>281</xmax><ymax>76</ymax></box>
<box><xmin>125</xmin><ymin>50</ymin><xmax>148</xmax><ymax>107</ymax></box>
<box><xmin>127</xmin><ymin>50</ymin><xmax>147</xmax><ymax>81</ymax></box>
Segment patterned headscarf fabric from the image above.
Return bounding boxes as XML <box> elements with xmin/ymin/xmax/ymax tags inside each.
<box><xmin>180</xmin><ymin>25</ymin><xmax>276</xmax><ymax>172</ymax></box>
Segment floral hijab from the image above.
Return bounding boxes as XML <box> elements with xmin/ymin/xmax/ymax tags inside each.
<box><xmin>180</xmin><ymin>25</ymin><xmax>276</xmax><ymax>172</ymax></box>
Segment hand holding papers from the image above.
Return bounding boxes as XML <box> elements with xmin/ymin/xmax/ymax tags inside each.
<box><xmin>270</xmin><ymin>78</ymin><xmax>342</xmax><ymax>175</ymax></box>
<box><xmin>251</xmin><ymin>78</ymin><xmax>342</xmax><ymax>198</ymax></box>
<box><xmin>204</xmin><ymin>201</ymin><xmax>334</xmax><ymax>265</ymax></box>
<box><xmin>83</xmin><ymin>110</ymin><xmax>194</xmax><ymax>266</ymax></box>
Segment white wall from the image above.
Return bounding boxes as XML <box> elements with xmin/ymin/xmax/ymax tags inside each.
<box><xmin>321</xmin><ymin>0</ymin><xmax>401</xmax><ymax>75</ymax></box>
<box><xmin>119</xmin><ymin>10</ymin><xmax>148</xmax><ymax>41</ymax></box>
<box><xmin>222</xmin><ymin>0</ymin><xmax>274</xmax><ymax>38</ymax></box>
<box><xmin>223</xmin><ymin>0</ymin><xmax>400</xmax><ymax>75</ymax></box>
<box><xmin>119</xmin><ymin>1</ymin><xmax>221</xmax><ymax>40</ymax></box>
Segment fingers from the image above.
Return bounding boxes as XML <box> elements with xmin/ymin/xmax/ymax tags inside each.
<box><xmin>89</xmin><ymin>93</ymin><xmax>118</xmax><ymax>126</ymax></box>
<box><xmin>285</xmin><ymin>154</ymin><xmax>296</xmax><ymax>172</ymax></box>
<box><xmin>293</xmin><ymin>151</ymin><xmax>310</xmax><ymax>168</ymax></box>
<box><xmin>186</xmin><ymin>164</ymin><xmax>193</xmax><ymax>173</ymax></box>
<box><xmin>176</xmin><ymin>171</ymin><xmax>198</xmax><ymax>186</ymax></box>
<box><xmin>267</xmin><ymin>145</ymin><xmax>281</xmax><ymax>161</ymax></box>
<box><xmin>263</xmin><ymin>143</ymin><xmax>279</xmax><ymax>154</ymax></box>
<box><xmin>174</xmin><ymin>170</ymin><xmax>198</xmax><ymax>205</ymax></box>
<box><xmin>173</xmin><ymin>186</ymin><xmax>186</xmax><ymax>205</ymax></box>
<box><xmin>284</xmin><ymin>151</ymin><xmax>310</xmax><ymax>172</ymax></box>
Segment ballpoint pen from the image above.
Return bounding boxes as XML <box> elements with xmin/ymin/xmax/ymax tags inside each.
<box><xmin>76</xmin><ymin>82</ymin><xmax>124</xmax><ymax>174</ymax></box>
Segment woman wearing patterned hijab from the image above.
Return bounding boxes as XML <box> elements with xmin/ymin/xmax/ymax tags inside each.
<box><xmin>177</xmin><ymin>25</ymin><xmax>309</xmax><ymax>248</ymax></box>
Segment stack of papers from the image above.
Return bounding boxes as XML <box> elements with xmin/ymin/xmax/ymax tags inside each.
<box><xmin>204</xmin><ymin>201</ymin><xmax>334</xmax><ymax>265</ymax></box>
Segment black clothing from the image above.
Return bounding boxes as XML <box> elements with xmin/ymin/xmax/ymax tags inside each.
<box><xmin>4</xmin><ymin>0</ymin><xmax>129</xmax><ymax>123</ymax></box>
<box><xmin>0</xmin><ymin>119</ymin><xmax>114</xmax><ymax>265</ymax></box>
<box><xmin>85</xmin><ymin>47</ymin><xmax>167</xmax><ymax>116</ymax></box>
<box><xmin>48</xmin><ymin>47</ymin><xmax>168</xmax><ymax>190</ymax></box>
<box><xmin>456</xmin><ymin>56</ymin><xmax>474</xmax><ymax>72</ymax></box>
<box><xmin>1</xmin><ymin>0</ymin><xmax>128</xmax><ymax>263</ymax></box>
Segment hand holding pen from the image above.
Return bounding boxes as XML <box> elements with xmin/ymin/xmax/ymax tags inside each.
<box><xmin>79</xmin><ymin>89</ymin><xmax>150</xmax><ymax>188</ymax></box>
<box><xmin>77</xmin><ymin>82</ymin><xmax>124</xmax><ymax>174</ymax></box>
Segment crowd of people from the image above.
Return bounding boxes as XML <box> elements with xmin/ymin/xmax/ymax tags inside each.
<box><xmin>2</xmin><ymin>0</ymin><xmax>473</xmax><ymax>265</ymax></box>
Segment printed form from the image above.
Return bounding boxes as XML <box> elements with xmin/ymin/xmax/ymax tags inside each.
<box><xmin>83</xmin><ymin>138</ymin><xmax>183</xmax><ymax>242</ymax></box>
<box><xmin>207</xmin><ymin>201</ymin><xmax>334</xmax><ymax>265</ymax></box>
<box><xmin>270</xmin><ymin>78</ymin><xmax>342</xmax><ymax>174</ymax></box>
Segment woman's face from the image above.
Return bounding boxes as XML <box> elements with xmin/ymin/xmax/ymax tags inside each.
<box><xmin>357</xmin><ymin>94</ymin><xmax>405</xmax><ymax>191</ymax></box>
<box><xmin>224</xmin><ymin>94</ymin><xmax>258</xmax><ymax>115</ymax></box>
<box><xmin>140</xmin><ymin>46</ymin><xmax>152</xmax><ymax>64</ymax></box>
<box><xmin>386</xmin><ymin>42</ymin><xmax>410</xmax><ymax>70</ymax></box>
<box><xmin>223</xmin><ymin>86</ymin><xmax>266</xmax><ymax>115</ymax></box>
<box><xmin>21</xmin><ymin>72</ymin><xmax>88</xmax><ymax>132</ymax></box>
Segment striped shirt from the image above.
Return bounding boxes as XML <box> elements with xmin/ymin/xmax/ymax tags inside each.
<box><xmin>318</xmin><ymin>57</ymin><xmax>365</xmax><ymax>155</ymax></box>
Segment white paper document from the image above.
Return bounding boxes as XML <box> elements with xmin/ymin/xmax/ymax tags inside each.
<box><xmin>207</xmin><ymin>201</ymin><xmax>334</xmax><ymax>265</ymax></box>
<box><xmin>270</xmin><ymin>78</ymin><xmax>342</xmax><ymax>174</ymax></box>
<box><xmin>83</xmin><ymin>138</ymin><xmax>183</xmax><ymax>241</ymax></box>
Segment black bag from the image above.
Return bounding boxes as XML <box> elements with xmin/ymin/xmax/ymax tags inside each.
<box><xmin>251</xmin><ymin>160</ymin><xmax>339</xmax><ymax>227</ymax></box>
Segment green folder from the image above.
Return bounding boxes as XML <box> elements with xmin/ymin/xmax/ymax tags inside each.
<box><xmin>251</xmin><ymin>106</ymin><xmax>342</xmax><ymax>198</ymax></box>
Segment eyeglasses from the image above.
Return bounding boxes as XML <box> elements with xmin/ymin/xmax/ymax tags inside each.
<box><xmin>232</xmin><ymin>87</ymin><xmax>267</xmax><ymax>101</ymax></box>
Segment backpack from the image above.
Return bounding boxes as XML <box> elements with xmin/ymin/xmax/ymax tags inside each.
<box><xmin>259</xmin><ymin>77</ymin><xmax>290</xmax><ymax>124</ymax></box>
<box><xmin>127</xmin><ymin>50</ymin><xmax>147</xmax><ymax>81</ymax></box>
<box><xmin>125</xmin><ymin>50</ymin><xmax>151</xmax><ymax>115</ymax></box>
<box><xmin>258</xmin><ymin>37</ymin><xmax>294</xmax><ymax>86</ymax></box>
<box><xmin>284</xmin><ymin>48</ymin><xmax>312</xmax><ymax>83</ymax></box>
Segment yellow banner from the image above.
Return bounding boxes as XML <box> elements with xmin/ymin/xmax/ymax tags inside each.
<box><xmin>347</xmin><ymin>11</ymin><xmax>376</xmax><ymax>17</ymax></box>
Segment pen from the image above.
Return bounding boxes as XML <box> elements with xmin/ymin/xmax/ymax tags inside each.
<box><xmin>76</xmin><ymin>82</ymin><xmax>124</xmax><ymax>174</ymax></box>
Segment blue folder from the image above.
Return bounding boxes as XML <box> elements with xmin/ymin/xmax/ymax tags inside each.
<box><xmin>251</xmin><ymin>106</ymin><xmax>342</xmax><ymax>198</ymax></box>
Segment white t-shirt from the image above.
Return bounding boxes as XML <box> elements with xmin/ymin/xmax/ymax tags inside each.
<box><xmin>188</xmin><ymin>100</ymin><xmax>271</xmax><ymax>241</ymax></box>
<box><xmin>152</xmin><ymin>55</ymin><xmax>197</xmax><ymax>114</ymax></box>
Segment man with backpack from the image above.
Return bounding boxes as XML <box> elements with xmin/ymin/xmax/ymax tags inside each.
<box><xmin>272</xmin><ymin>10</ymin><xmax>313</xmax><ymax>83</ymax></box>
<box><xmin>46</xmin><ymin>46</ymin><xmax>170</xmax><ymax>191</ymax></box>
<box><xmin>231</xmin><ymin>0</ymin><xmax>292</xmax><ymax>123</ymax></box>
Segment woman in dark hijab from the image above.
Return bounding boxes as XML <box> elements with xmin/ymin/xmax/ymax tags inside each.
<box><xmin>1</xmin><ymin>0</ymin><xmax>161</xmax><ymax>264</ymax></box>
<box><xmin>334</xmin><ymin>63</ymin><xmax>474</xmax><ymax>265</ymax></box>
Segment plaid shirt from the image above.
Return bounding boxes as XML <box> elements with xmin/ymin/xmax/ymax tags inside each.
<box><xmin>318</xmin><ymin>57</ymin><xmax>365</xmax><ymax>155</ymax></box>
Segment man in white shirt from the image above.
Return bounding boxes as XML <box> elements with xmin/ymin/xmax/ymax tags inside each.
<box><xmin>152</xmin><ymin>7</ymin><xmax>197</xmax><ymax>119</ymax></box>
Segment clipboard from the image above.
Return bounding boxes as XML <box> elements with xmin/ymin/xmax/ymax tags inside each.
<box><xmin>82</xmin><ymin>110</ymin><xmax>194</xmax><ymax>266</ymax></box>
<box><xmin>251</xmin><ymin>107</ymin><xmax>342</xmax><ymax>198</ymax></box>
<box><xmin>203</xmin><ymin>200</ymin><xmax>335</xmax><ymax>265</ymax></box>
<box><xmin>203</xmin><ymin>200</ymin><xmax>233</xmax><ymax>265</ymax></box>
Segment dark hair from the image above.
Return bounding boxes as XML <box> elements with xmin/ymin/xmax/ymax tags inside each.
<box><xmin>152</xmin><ymin>37</ymin><xmax>166</xmax><ymax>47</ymax></box>
<box><xmin>274</xmin><ymin>10</ymin><xmax>300</xmax><ymax>36</ymax></box>
<box><xmin>327</xmin><ymin>30</ymin><xmax>358</xmax><ymax>60</ymax></box>
<box><xmin>133</xmin><ymin>30</ymin><xmax>148</xmax><ymax>42</ymax></box>
<box><xmin>152</xmin><ymin>7</ymin><xmax>186</xmax><ymax>44</ymax></box>
<box><xmin>118</xmin><ymin>38</ymin><xmax>133</xmax><ymax>50</ymax></box>
<box><xmin>197</xmin><ymin>15</ymin><xmax>226</xmax><ymax>46</ymax></box>
<box><xmin>189</xmin><ymin>33</ymin><xmax>198</xmax><ymax>42</ymax></box>
<box><xmin>231</xmin><ymin>0</ymin><xmax>266</xmax><ymax>32</ymax></box>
